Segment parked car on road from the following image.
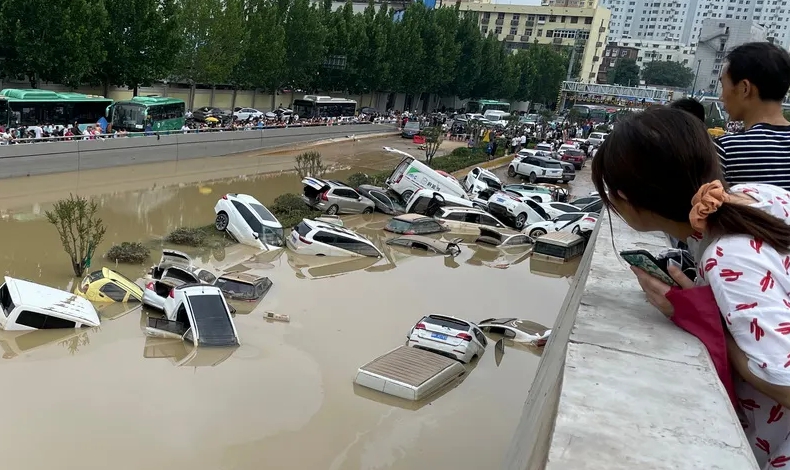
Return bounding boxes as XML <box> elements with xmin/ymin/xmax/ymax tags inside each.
<box><xmin>287</xmin><ymin>218</ymin><xmax>383</xmax><ymax>257</ymax></box>
<box><xmin>356</xmin><ymin>185</ymin><xmax>405</xmax><ymax>215</ymax></box>
<box><xmin>214</xmin><ymin>193</ymin><xmax>285</xmax><ymax>250</ymax></box>
<box><xmin>0</xmin><ymin>277</ymin><xmax>100</xmax><ymax>331</ymax></box>
<box><xmin>192</xmin><ymin>107</ymin><xmax>229</xmax><ymax>123</ymax></box>
<box><xmin>75</xmin><ymin>267</ymin><xmax>143</xmax><ymax>303</ymax></box>
<box><xmin>384</xmin><ymin>213</ymin><xmax>448</xmax><ymax>235</ymax></box>
<box><xmin>558</xmin><ymin>147</ymin><xmax>586</xmax><ymax>170</ymax></box>
<box><xmin>477</xmin><ymin>318</ymin><xmax>551</xmax><ymax>346</ymax></box>
<box><xmin>406</xmin><ymin>314</ymin><xmax>487</xmax><ymax>363</ymax></box>
<box><xmin>586</xmin><ymin>132</ymin><xmax>608</xmax><ymax>147</ymax></box>
<box><xmin>233</xmin><ymin>108</ymin><xmax>264</xmax><ymax>121</ymax></box>
<box><xmin>434</xmin><ymin>207</ymin><xmax>507</xmax><ymax>233</ymax></box>
<box><xmin>523</xmin><ymin>212</ymin><xmax>598</xmax><ymax>238</ymax></box>
<box><xmin>487</xmin><ymin>191</ymin><xmax>551</xmax><ymax>230</ymax></box>
<box><xmin>301</xmin><ymin>177</ymin><xmax>375</xmax><ymax>215</ymax></box>
<box><xmin>507</xmin><ymin>154</ymin><xmax>564</xmax><ymax>183</ymax></box>
<box><xmin>401</xmin><ymin>121</ymin><xmax>421</xmax><ymax>138</ymax></box>
<box><xmin>215</xmin><ymin>273</ymin><xmax>273</xmax><ymax>301</ymax></box>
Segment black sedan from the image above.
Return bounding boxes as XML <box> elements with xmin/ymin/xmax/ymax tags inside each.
<box><xmin>356</xmin><ymin>185</ymin><xmax>406</xmax><ymax>215</ymax></box>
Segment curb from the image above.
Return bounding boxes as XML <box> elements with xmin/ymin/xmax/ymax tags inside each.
<box><xmin>264</xmin><ymin>131</ymin><xmax>399</xmax><ymax>155</ymax></box>
<box><xmin>450</xmin><ymin>154</ymin><xmax>513</xmax><ymax>178</ymax></box>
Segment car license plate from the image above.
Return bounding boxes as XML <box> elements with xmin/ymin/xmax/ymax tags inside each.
<box><xmin>431</xmin><ymin>332</ymin><xmax>448</xmax><ymax>340</ymax></box>
<box><xmin>291</xmin><ymin>232</ymin><xmax>298</xmax><ymax>242</ymax></box>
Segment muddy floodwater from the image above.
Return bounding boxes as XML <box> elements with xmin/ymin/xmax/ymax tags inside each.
<box><xmin>0</xmin><ymin>139</ymin><xmax>584</xmax><ymax>470</ymax></box>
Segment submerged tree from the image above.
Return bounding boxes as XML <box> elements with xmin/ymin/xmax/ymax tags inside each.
<box><xmin>422</xmin><ymin>126</ymin><xmax>444</xmax><ymax>164</ymax></box>
<box><xmin>45</xmin><ymin>195</ymin><xmax>107</xmax><ymax>277</ymax></box>
<box><xmin>294</xmin><ymin>150</ymin><xmax>327</xmax><ymax>178</ymax></box>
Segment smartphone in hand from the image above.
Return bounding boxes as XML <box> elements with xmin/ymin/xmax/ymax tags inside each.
<box><xmin>619</xmin><ymin>249</ymin><xmax>678</xmax><ymax>286</ymax></box>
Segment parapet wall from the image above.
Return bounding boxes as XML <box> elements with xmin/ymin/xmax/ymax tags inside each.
<box><xmin>0</xmin><ymin>124</ymin><xmax>393</xmax><ymax>178</ymax></box>
<box><xmin>504</xmin><ymin>211</ymin><xmax>759</xmax><ymax>470</ymax></box>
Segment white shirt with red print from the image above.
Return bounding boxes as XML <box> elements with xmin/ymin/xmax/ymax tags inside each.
<box><xmin>692</xmin><ymin>183</ymin><xmax>790</xmax><ymax>469</ymax></box>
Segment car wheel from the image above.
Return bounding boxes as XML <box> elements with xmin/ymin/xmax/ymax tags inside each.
<box><xmin>507</xmin><ymin>166</ymin><xmax>516</xmax><ymax>177</ymax></box>
<box><xmin>529</xmin><ymin>172</ymin><xmax>537</xmax><ymax>183</ymax></box>
<box><xmin>215</xmin><ymin>211</ymin><xmax>229</xmax><ymax>231</ymax></box>
<box><xmin>530</xmin><ymin>227</ymin><xmax>547</xmax><ymax>238</ymax></box>
<box><xmin>401</xmin><ymin>190</ymin><xmax>414</xmax><ymax>204</ymax></box>
<box><xmin>326</xmin><ymin>204</ymin><xmax>339</xmax><ymax>215</ymax></box>
<box><xmin>362</xmin><ymin>207</ymin><xmax>374</xmax><ymax>214</ymax></box>
<box><xmin>515</xmin><ymin>213</ymin><xmax>528</xmax><ymax>229</ymax></box>
<box><xmin>572</xmin><ymin>225</ymin><xmax>581</xmax><ymax>234</ymax></box>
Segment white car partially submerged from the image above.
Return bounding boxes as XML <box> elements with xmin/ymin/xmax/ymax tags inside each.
<box><xmin>214</xmin><ymin>193</ymin><xmax>285</xmax><ymax>250</ymax></box>
<box><xmin>486</xmin><ymin>191</ymin><xmax>551</xmax><ymax>230</ymax></box>
<box><xmin>0</xmin><ymin>277</ymin><xmax>100</xmax><ymax>330</ymax></box>
<box><xmin>406</xmin><ymin>314</ymin><xmax>487</xmax><ymax>364</ymax></box>
<box><xmin>477</xmin><ymin>318</ymin><xmax>551</xmax><ymax>346</ymax></box>
<box><xmin>287</xmin><ymin>218</ymin><xmax>383</xmax><ymax>257</ymax></box>
<box><xmin>539</xmin><ymin>201</ymin><xmax>587</xmax><ymax>219</ymax></box>
<box><xmin>462</xmin><ymin>167</ymin><xmax>502</xmax><ymax>197</ymax></box>
<box><xmin>523</xmin><ymin>212</ymin><xmax>598</xmax><ymax>238</ymax></box>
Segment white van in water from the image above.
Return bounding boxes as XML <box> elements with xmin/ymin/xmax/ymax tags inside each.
<box><xmin>384</xmin><ymin>147</ymin><xmax>467</xmax><ymax>203</ymax></box>
<box><xmin>0</xmin><ymin>277</ymin><xmax>101</xmax><ymax>331</ymax></box>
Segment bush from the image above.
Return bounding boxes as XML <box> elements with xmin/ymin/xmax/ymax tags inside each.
<box><xmin>106</xmin><ymin>242</ymin><xmax>150</xmax><ymax>264</ymax></box>
<box><xmin>45</xmin><ymin>194</ymin><xmax>107</xmax><ymax>276</ymax></box>
<box><xmin>430</xmin><ymin>147</ymin><xmax>489</xmax><ymax>173</ymax></box>
<box><xmin>278</xmin><ymin>209</ymin><xmax>321</xmax><ymax>228</ymax></box>
<box><xmin>368</xmin><ymin>170</ymin><xmax>390</xmax><ymax>186</ymax></box>
<box><xmin>347</xmin><ymin>172</ymin><xmax>370</xmax><ymax>188</ymax></box>
<box><xmin>271</xmin><ymin>193</ymin><xmax>306</xmax><ymax>214</ymax></box>
<box><xmin>165</xmin><ymin>227</ymin><xmax>207</xmax><ymax>246</ymax></box>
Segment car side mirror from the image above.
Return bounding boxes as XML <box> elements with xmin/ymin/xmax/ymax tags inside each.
<box><xmin>252</xmin><ymin>232</ymin><xmax>259</xmax><ymax>240</ymax></box>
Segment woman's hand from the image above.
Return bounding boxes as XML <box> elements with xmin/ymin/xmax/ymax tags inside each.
<box><xmin>631</xmin><ymin>264</ymin><xmax>694</xmax><ymax>318</ymax></box>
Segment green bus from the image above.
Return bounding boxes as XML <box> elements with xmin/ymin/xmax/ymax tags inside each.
<box><xmin>109</xmin><ymin>96</ymin><xmax>186</xmax><ymax>132</ymax></box>
<box><xmin>465</xmin><ymin>99</ymin><xmax>510</xmax><ymax>114</ymax></box>
<box><xmin>0</xmin><ymin>89</ymin><xmax>113</xmax><ymax>130</ymax></box>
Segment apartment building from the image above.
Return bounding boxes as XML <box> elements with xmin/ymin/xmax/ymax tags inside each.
<box><xmin>596</xmin><ymin>43</ymin><xmax>640</xmax><ymax>81</ymax></box>
<box><xmin>693</xmin><ymin>18</ymin><xmax>766</xmax><ymax>92</ymax></box>
<box><xmin>689</xmin><ymin>0</ymin><xmax>789</xmax><ymax>48</ymax></box>
<box><xmin>461</xmin><ymin>2</ymin><xmax>612</xmax><ymax>82</ymax></box>
<box><xmin>598</xmin><ymin>0</ymin><xmax>697</xmax><ymax>43</ymax></box>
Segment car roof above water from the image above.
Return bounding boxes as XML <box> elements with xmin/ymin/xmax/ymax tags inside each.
<box><xmin>5</xmin><ymin>276</ymin><xmax>100</xmax><ymax>326</ymax></box>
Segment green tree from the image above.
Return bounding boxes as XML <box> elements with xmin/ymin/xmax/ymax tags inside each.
<box><xmin>471</xmin><ymin>33</ymin><xmax>506</xmax><ymax>99</ymax></box>
<box><xmin>284</xmin><ymin>0</ymin><xmax>327</xmax><ymax>91</ymax></box>
<box><xmin>453</xmin><ymin>12</ymin><xmax>482</xmax><ymax>100</ymax></box>
<box><xmin>390</xmin><ymin>3</ymin><xmax>427</xmax><ymax>97</ymax></box>
<box><xmin>422</xmin><ymin>126</ymin><xmax>443</xmax><ymax>164</ymax></box>
<box><xmin>46</xmin><ymin>195</ymin><xmax>107</xmax><ymax>277</ymax></box>
<box><xmin>0</xmin><ymin>0</ymin><xmax>109</xmax><ymax>87</ymax></box>
<box><xmin>607</xmin><ymin>58</ymin><xmax>640</xmax><ymax>86</ymax></box>
<box><xmin>233</xmin><ymin>0</ymin><xmax>286</xmax><ymax>110</ymax></box>
<box><xmin>514</xmin><ymin>43</ymin><xmax>568</xmax><ymax>106</ymax></box>
<box><xmin>100</xmin><ymin>0</ymin><xmax>182</xmax><ymax>95</ymax></box>
<box><xmin>641</xmin><ymin>60</ymin><xmax>695</xmax><ymax>87</ymax></box>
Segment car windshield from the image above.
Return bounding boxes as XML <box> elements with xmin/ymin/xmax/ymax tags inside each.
<box><xmin>425</xmin><ymin>315</ymin><xmax>469</xmax><ymax>330</ymax></box>
<box><xmin>250</xmin><ymin>203</ymin><xmax>278</xmax><ymax>223</ymax></box>
<box><xmin>385</xmin><ymin>218</ymin><xmax>414</xmax><ymax>233</ymax></box>
<box><xmin>404</xmin><ymin>122</ymin><xmax>420</xmax><ymax>130</ymax></box>
<box><xmin>565</xmin><ymin>150</ymin><xmax>584</xmax><ymax>156</ymax></box>
<box><xmin>542</xmin><ymin>160</ymin><xmax>562</xmax><ymax>169</ymax></box>
<box><xmin>215</xmin><ymin>278</ymin><xmax>257</xmax><ymax>300</ymax></box>
<box><xmin>263</xmin><ymin>227</ymin><xmax>285</xmax><ymax>247</ymax></box>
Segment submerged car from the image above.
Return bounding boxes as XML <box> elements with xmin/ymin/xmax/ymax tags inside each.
<box><xmin>75</xmin><ymin>267</ymin><xmax>143</xmax><ymax>303</ymax></box>
<box><xmin>477</xmin><ymin>318</ymin><xmax>551</xmax><ymax>346</ymax></box>
<box><xmin>406</xmin><ymin>314</ymin><xmax>487</xmax><ymax>364</ymax></box>
<box><xmin>214</xmin><ymin>273</ymin><xmax>273</xmax><ymax>301</ymax></box>
<box><xmin>523</xmin><ymin>212</ymin><xmax>598</xmax><ymax>238</ymax></box>
<box><xmin>287</xmin><ymin>218</ymin><xmax>383</xmax><ymax>257</ymax></box>
<box><xmin>462</xmin><ymin>167</ymin><xmax>502</xmax><ymax>197</ymax></box>
<box><xmin>384</xmin><ymin>214</ymin><xmax>448</xmax><ymax>235</ymax></box>
<box><xmin>148</xmin><ymin>249</ymin><xmax>217</xmax><ymax>285</ymax></box>
<box><xmin>214</xmin><ymin>193</ymin><xmax>285</xmax><ymax>250</ymax></box>
<box><xmin>434</xmin><ymin>207</ymin><xmax>507</xmax><ymax>234</ymax></box>
<box><xmin>0</xmin><ymin>277</ymin><xmax>100</xmax><ymax>330</ymax></box>
<box><xmin>386</xmin><ymin>235</ymin><xmax>462</xmax><ymax>255</ymax></box>
<box><xmin>356</xmin><ymin>185</ymin><xmax>405</xmax><ymax>215</ymax></box>
<box><xmin>486</xmin><ymin>191</ymin><xmax>551</xmax><ymax>230</ymax></box>
<box><xmin>302</xmin><ymin>177</ymin><xmax>375</xmax><ymax>215</ymax></box>
<box><xmin>475</xmin><ymin>227</ymin><xmax>533</xmax><ymax>247</ymax></box>
<box><xmin>502</xmin><ymin>184</ymin><xmax>554</xmax><ymax>203</ymax></box>
<box><xmin>143</xmin><ymin>277</ymin><xmax>185</xmax><ymax>312</ymax></box>
<box><xmin>539</xmin><ymin>201</ymin><xmax>586</xmax><ymax>219</ymax></box>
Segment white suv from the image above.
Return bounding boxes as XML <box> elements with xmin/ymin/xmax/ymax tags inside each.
<box><xmin>154</xmin><ymin>284</ymin><xmax>240</xmax><ymax>347</ymax></box>
<box><xmin>486</xmin><ymin>191</ymin><xmax>551</xmax><ymax>229</ymax></box>
<box><xmin>407</xmin><ymin>314</ymin><xmax>487</xmax><ymax>363</ymax></box>
<box><xmin>214</xmin><ymin>193</ymin><xmax>284</xmax><ymax>250</ymax></box>
<box><xmin>287</xmin><ymin>219</ymin><xmax>383</xmax><ymax>257</ymax></box>
<box><xmin>434</xmin><ymin>207</ymin><xmax>508</xmax><ymax>233</ymax></box>
<box><xmin>507</xmin><ymin>154</ymin><xmax>564</xmax><ymax>183</ymax></box>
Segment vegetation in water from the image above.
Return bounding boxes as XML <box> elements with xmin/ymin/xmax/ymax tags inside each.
<box><xmin>271</xmin><ymin>193</ymin><xmax>321</xmax><ymax>228</ymax></box>
<box><xmin>294</xmin><ymin>150</ymin><xmax>327</xmax><ymax>179</ymax></box>
<box><xmin>165</xmin><ymin>225</ymin><xmax>234</xmax><ymax>248</ymax></box>
<box><xmin>45</xmin><ymin>194</ymin><xmax>107</xmax><ymax>277</ymax></box>
<box><xmin>106</xmin><ymin>242</ymin><xmax>151</xmax><ymax>264</ymax></box>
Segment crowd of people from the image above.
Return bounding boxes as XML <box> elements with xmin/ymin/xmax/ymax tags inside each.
<box><xmin>595</xmin><ymin>41</ymin><xmax>790</xmax><ymax>468</ymax></box>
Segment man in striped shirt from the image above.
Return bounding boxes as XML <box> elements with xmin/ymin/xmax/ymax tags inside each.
<box><xmin>715</xmin><ymin>42</ymin><xmax>790</xmax><ymax>190</ymax></box>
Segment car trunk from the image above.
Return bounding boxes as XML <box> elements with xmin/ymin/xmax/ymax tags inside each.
<box><xmin>302</xmin><ymin>177</ymin><xmax>330</xmax><ymax>202</ymax></box>
<box><xmin>417</xmin><ymin>324</ymin><xmax>465</xmax><ymax>347</ymax></box>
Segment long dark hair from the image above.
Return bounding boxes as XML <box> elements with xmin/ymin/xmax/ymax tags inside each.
<box><xmin>591</xmin><ymin>106</ymin><xmax>790</xmax><ymax>251</ymax></box>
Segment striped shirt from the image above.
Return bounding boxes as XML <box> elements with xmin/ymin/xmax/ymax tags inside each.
<box><xmin>715</xmin><ymin>123</ymin><xmax>790</xmax><ymax>191</ymax></box>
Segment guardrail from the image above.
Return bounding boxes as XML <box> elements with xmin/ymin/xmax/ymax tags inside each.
<box><xmin>0</xmin><ymin>123</ymin><xmax>396</xmax><ymax>179</ymax></box>
<box><xmin>503</xmin><ymin>211</ymin><xmax>758</xmax><ymax>470</ymax></box>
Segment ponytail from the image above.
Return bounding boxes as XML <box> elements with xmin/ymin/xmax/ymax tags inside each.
<box><xmin>707</xmin><ymin>202</ymin><xmax>790</xmax><ymax>253</ymax></box>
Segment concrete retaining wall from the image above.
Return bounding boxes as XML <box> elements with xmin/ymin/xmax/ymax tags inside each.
<box><xmin>0</xmin><ymin>124</ymin><xmax>393</xmax><ymax>178</ymax></box>
<box><xmin>503</xmin><ymin>211</ymin><xmax>759</xmax><ymax>470</ymax></box>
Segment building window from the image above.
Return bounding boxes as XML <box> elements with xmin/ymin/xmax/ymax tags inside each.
<box><xmin>547</xmin><ymin>29</ymin><xmax>554</xmax><ymax>37</ymax></box>
<box><xmin>495</xmin><ymin>26</ymin><xmax>502</xmax><ymax>34</ymax></box>
<box><xmin>537</xmin><ymin>29</ymin><xmax>543</xmax><ymax>36</ymax></box>
<box><xmin>510</xmin><ymin>27</ymin><xmax>518</xmax><ymax>35</ymax></box>
<box><xmin>585</xmin><ymin>17</ymin><xmax>593</xmax><ymax>24</ymax></box>
<box><xmin>525</xmin><ymin>28</ymin><xmax>533</xmax><ymax>36</ymax></box>
<box><xmin>482</xmin><ymin>26</ymin><xmax>488</xmax><ymax>34</ymax></box>
<box><xmin>497</xmin><ymin>12</ymin><xmax>505</xmax><ymax>19</ymax></box>
<box><xmin>571</xmin><ymin>16</ymin><xmax>579</xmax><ymax>23</ymax></box>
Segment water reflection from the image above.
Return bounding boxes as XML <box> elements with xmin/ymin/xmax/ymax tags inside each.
<box><xmin>466</xmin><ymin>243</ymin><xmax>532</xmax><ymax>269</ymax></box>
<box><xmin>142</xmin><ymin>337</ymin><xmax>236</xmax><ymax>367</ymax></box>
<box><xmin>0</xmin><ymin>327</ymin><xmax>100</xmax><ymax>359</ymax></box>
<box><xmin>529</xmin><ymin>257</ymin><xmax>582</xmax><ymax>279</ymax></box>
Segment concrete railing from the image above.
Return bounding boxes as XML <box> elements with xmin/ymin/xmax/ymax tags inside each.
<box><xmin>0</xmin><ymin>123</ymin><xmax>395</xmax><ymax>178</ymax></box>
<box><xmin>504</xmin><ymin>211</ymin><xmax>759</xmax><ymax>470</ymax></box>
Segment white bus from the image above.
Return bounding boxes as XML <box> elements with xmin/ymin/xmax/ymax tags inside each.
<box><xmin>292</xmin><ymin>95</ymin><xmax>357</xmax><ymax>118</ymax></box>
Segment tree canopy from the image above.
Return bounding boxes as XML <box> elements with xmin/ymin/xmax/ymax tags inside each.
<box><xmin>0</xmin><ymin>0</ymin><xmax>572</xmax><ymax>106</ymax></box>
<box><xmin>641</xmin><ymin>60</ymin><xmax>695</xmax><ymax>88</ymax></box>
<box><xmin>607</xmin><ymin>59</ymin><xmax>640</xmax><ymax>87</ymax></box>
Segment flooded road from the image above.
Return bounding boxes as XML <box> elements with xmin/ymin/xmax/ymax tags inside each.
<box><xmin>0</xmin><ymin>140</ymin><xmax>589</xmax><ymax>470</ymax></box>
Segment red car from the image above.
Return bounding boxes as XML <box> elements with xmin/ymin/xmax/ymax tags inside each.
<box><xmin>559</xmin><ymin>149</ymin><xmax>586</xmax><ymax>170</ymax></box>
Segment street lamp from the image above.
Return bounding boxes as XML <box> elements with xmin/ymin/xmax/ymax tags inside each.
<box><xmin>690</xmin><ymin>60</ymin><xmax>701</xmax><ymax>97</ymax></box>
